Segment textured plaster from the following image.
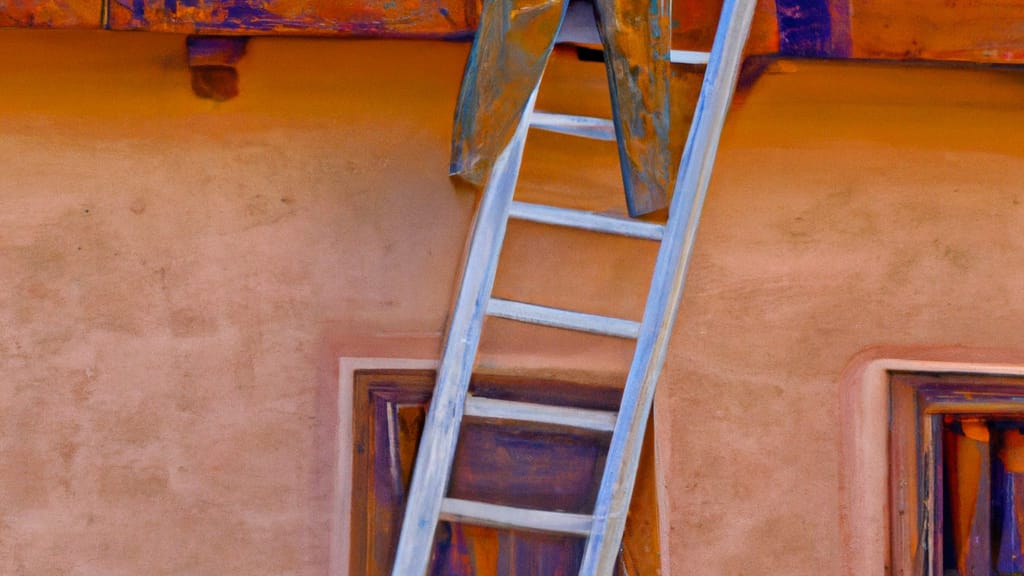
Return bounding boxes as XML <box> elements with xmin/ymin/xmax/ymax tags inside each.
<box><xmin>1</xmin><ymin>30</ymin><xmax>1024</xmax><ymax>575</ymax></box>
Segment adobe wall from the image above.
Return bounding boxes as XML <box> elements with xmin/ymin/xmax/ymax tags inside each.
<box><xmin>1</xmin><ymin>30</ymin><xmax>1022</xmax><ymax>574</ymax></box>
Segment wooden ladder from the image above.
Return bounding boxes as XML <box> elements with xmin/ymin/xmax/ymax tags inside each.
<box><xmin>391</xmin><ymin>1</ymin><xmax>756</xmax><ymax>574</ymax></box>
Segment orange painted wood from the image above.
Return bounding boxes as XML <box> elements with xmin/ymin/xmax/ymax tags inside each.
<box><xmin>7</xmin><ymin>0</ymin><xmax>1024</xmax><ymax>67</ymax></box>
<box><xmin>949</xmin><ymin>418</ymin><xmax>992</xmax><ymax>575</ymax></box>
<box><xmin>0</xmin><ymin>0</ymin><xmax>101</xmax><ymax>27</ymax></box>
<box><xmin>107</xmin><ymin>0</ymin><xmax>481</xmax><ymax>38</ymax></box>
<box><xmin>888</xmin><ymin>376</ymin><xmax>926</xmax><ymax>575</ymax></box>
<box><xmin>672</xmin><ymin>0</ymin><xmax>779</xmax><ymax>55</ymax></box>
<box><xmin>848</xmin><ymin>0</ymin><xmax>1024</xmax><ymax>63</ymax></box>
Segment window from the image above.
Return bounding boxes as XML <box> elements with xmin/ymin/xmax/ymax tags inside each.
<box><xmin>889</xmin><ymin>372</ymin><xmax>1024</xmax><ymax>575</ymax></box>
<box><xmin>348</xmin><ymin>369</ymin><xmax>662</xmax><ymax>575</ymax></box>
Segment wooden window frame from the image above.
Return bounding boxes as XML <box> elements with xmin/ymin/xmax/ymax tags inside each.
<box><xmin>346</xmin><ymin>367</ymin><xmax>663</xmax><ymax>575</ymax></box>
<box><xmin>889</xmin><ymin>371</ymin><xmax>1024</xmax><ymax>575</ymax></box>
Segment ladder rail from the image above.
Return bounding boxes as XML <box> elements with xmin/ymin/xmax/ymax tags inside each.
<box><xmin>389</xmin><ymin>87</ymin><xmax>541</xmax><ymax>576</ymax></box>
<box><xmin>579</xmin><ymin>1</ymin><xmax>758</xmax><ymax>573</ymax></box>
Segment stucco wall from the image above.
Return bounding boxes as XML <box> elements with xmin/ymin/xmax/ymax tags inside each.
<box><xmin>1</xmin><ymin>30</ymin><xmax>1023</xmax><ymax>575</ymax></box>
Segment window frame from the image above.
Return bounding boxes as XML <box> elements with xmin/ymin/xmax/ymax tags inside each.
<box><xmin>889</xmin><ymin>371</ymin><xmax>1024</xmax><ymax>575</ymax></box>
<box><xmin>346</xmin><ymin>367</ymin><xmax>663</xmax><ymax>576</ymax></box>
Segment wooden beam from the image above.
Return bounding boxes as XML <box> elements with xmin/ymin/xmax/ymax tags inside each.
<box><xmin>0</xmin><ymin>0</ymin><xmax>101</xmax><ymax>27</ymax></box>
<box><xmin>107</xmin><ymin>0</ymin><xmax>480</xmax><ymax>38</ymax></box>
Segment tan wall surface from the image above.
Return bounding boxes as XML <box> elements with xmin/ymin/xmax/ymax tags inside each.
<box><xmin>668</xmin><ymin>59</ymin><xmax>1024</xmax><ymax>573</ymax></box>
<box><xmin>2</xmin><ymin>30</ymin><xmax>1023</xmax><ymax>575</ymax></box>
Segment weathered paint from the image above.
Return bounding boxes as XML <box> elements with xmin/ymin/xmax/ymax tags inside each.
<box><xmin>107</xmin><ymin>0</ymin><xmax>481</xmax><ymax>37</ymax></box>
<box><xmin>6</xmin><ymin>0</ymin><xmax>1024</xmax><ymax>66</ymax></box>
<box><xmin>772</xmin><ymin>0</ymin><xmax>1024</xmax><ymax>62</ymax></box>
<box><xmin>775</xmin><ymin>0</ymin><xmax>838</xmax><ymax>56</ymax></box>
<box><xmin>671</xmin><ymin>0</ymin><xmax>779</xmax><ymax>54</ymax></box>
<box><xmin>719</xmin><ymin>0</ymin><xmax>1024</xmax><ymax>63</ymax></box>
<box><xmin>350</xmin><ymin>371</ymin><xmax>660</xmax><ymax>575</ymax></box>
<box><xmin>1002</xmin><ymin>429</ymin><xmax>1024</xmax><ymax>475</ymax></box>
<box><xmin>186</xmin><ymin>34</ymin><xmax>247</xmax><ymax>67</ymax></box>
<box><xmin>449</xmin><ymin>0</ymin><xmax>565</xmax><ymax>201</ymax></box>
<box><xmin>847</xmin><ymin>0</ymin><xmax>1024</xmax><ymax>63</ymax></box>
<box><xmin>889</xmin><ymin>377</ymin><xmax>1024</xmax><ymax>574</ymax></box>
<box><xmin>888</xmin><ymin>375</ymin><xmax>926</xmax><ymax>574</ymax></box>
<box><xmin>0</xmin><ymin>0</ymin><xmax>101</xmax><ymax>27</ymax></box>
<box><xmin>0</xmin><ymin>0</ymin><xmax>776</xmax><ymax>57</ymax></box>
<box><xmin>885</xmin><ymin>374</ymin><xmax>1024</xmax><ymax>574</ymax></box>
<box><xmin>450</xmin><ymin>0</ymin><xmax>671</xmax><ymax>216</ymax></box>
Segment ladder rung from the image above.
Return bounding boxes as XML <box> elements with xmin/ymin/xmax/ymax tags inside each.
<box><xmin>440</xmin><ymin>498</ymin><xmax>593</xmax><ymax>536</ymax></box>
<box><xmin>670</xmin><ymin>49</ymin><xmax>711</xmax><ymax>65</ymax></box>
<box><xmin>464</xmin><ymin>396</ymin><xmax>617</xmax><ymax>432</ymax></box>
<box><xmin>509</xmin><ymin>201</ymin><xmax>664</xmax><ymax>240</ymax></box>
<box><xmin>529</xmin><ymin>111</ymin><xmax>616</xmax><ymax>141</ymax></box>
<box><xmin>487</xmin><ymin>298</ymin><xmax>640</xmax><ymax>339</ymax></box>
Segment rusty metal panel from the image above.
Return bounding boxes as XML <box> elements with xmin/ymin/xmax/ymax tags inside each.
<box><xmin>0</xmin><ymin>0</ymin><xmax>101</xmax><ymax>27</ymax></box>
<box><xmin>107</xmin><ymin>0</ymin><xmax>481</xmax><ymax>38</ymax></box>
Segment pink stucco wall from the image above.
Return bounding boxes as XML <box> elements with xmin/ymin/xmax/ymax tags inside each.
<box><xmin>2</xmin><ymin>30</ymin><xmax>1023</xmax><ymax>574</ymax></box>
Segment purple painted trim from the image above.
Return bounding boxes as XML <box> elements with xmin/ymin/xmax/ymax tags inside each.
<box><xmin>186</xmin><ymin>35</ymin><xmax>248</xmax><ymax>67</ymax></box>
<box><xmin>775</xmin><ymin>0</ymin><xmax>850</xmax><ymax>58</ymax></box>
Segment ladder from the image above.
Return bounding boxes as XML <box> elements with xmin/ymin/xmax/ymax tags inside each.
<box><xmin>391</xmin><ymin>1</ymin><xmax>756</xmax><ymax>574</ymax></box>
